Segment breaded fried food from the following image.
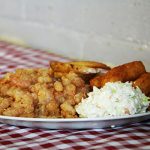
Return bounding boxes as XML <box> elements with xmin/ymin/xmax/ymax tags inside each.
<box><xmin>50</xmin><ymin>61</ymin><xmax>110</xmax><ymax>74</ymax></box>
<box><xmin>67</xmin><ymin>61</ymin><xmax>111</xmax><ymax>74</ymax></box>
<box><xmin>90</xmin><ymin>61</ymin><xmax>146</xmax><ymax>87</ymax></box>
<box><xmin>0</xmin><ymin>67</ymin><xmax>88</xmax><ymax>118</ymax></box>
<box><xmin>133</xmin><ymin>72</ymin><xmax>150</xmax><ymax>96</ymax></box>
<box><xmin>50</xmin><ymin>61</ymin><xmax>72</xmax><ymax>73</ymax></box>
<box><xmin>50</xmin><ymin>61</ymin><xmax>111</xmax><ymax>83</ymax></box>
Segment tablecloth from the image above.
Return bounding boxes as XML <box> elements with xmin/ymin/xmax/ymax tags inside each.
<box><xmin>0</xmin><ymin>41</ymin><xmax>149</xmax><ymax>150</ymax></box>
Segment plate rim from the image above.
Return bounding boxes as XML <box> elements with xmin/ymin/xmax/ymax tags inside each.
<box><xmin>0</xmin><ymin>112</ymin><xmax>150</xmax><ymax>122</ymax></box>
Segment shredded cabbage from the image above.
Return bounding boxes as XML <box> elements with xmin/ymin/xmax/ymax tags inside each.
<box><xmin>75</xmin><ymin>82</ymin><xmax>150</xmax><ymax>118</ymax></box>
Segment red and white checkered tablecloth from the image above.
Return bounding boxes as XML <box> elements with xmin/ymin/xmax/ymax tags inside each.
<box><xmin>0</xmin><ymin>41</ymin><xmax>149</xmax><ymax>150</ymax></box>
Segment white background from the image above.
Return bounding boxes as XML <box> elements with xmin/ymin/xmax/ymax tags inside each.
<box><xmin>0</xmin><ymin>0</ymin><xmax>150</xmax><ymax>69</ymax></box>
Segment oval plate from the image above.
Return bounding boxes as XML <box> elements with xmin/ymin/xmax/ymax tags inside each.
<box><xmin>0</xmin><ymin>112</ymin><xmax>150</xmax><ymax>129</ymax></box>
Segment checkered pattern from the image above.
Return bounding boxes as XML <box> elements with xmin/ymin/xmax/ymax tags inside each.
<box><xmin>0</xmin><ymin>41</ymin><xmax>70</xmax><ymax>77</ymax></box>
<box><xmin>0</xmin><ymin>41</ymin><xmax>149</xmax><ymax>150</ymax></box>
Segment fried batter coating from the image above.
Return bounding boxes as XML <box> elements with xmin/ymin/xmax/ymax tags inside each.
<box><xmin>0</xmin><ymin>67</ymin><xmax>88</xmax><ymax>118</ymax></box>
<box><xmin>0</xmin><ymin>60</ymin><xmax>148</xmax><ymax>118</ymax></box>
<box><xmin>50</xmin><ymin>61</ymin><xmax>110</xmax><ymax>84</ymax></box>
<box><xmin>50</xmin><ymin>61</ymin><xmax>110</xmax><ymax>74</ymax></box>
<box><xmin>60</xmin><ymin>101</ymin><xmax>77</xmax><ymax>118</ymax></box>
<box><xmin>133</xmin><ymin>72</ymin><xmax>150</xmax><ymax>96</ymax></box>
<box><xmin>90</xmin><ymin>61</ymin><xmax>146</xmax><ymax>87</ymax></box>
<box><xmin>67</xmin><ymin>61</ymin><xmax>111</xmax><ymax>73</ymax></box>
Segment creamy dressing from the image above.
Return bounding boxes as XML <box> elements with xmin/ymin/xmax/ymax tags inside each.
<box><xmin>75</xmin><ymin>82</ymin><xmax>150</xmax><ymax>118</ymax></box>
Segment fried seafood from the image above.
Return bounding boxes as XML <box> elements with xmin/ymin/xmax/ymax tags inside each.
<box><xmin>50</xmin><ymin>61</ymin><xmax>111</xmax><ymax>83</ymax></box>
<box><xmin>0</xmin><ymin>67</ymin><xmax>88</xmax><ymax>118</ymax></box>
<box><xmin>133</xmin><ymin>72</ymin><xmax>150</xmax><ymax>96</ymax></box>
<box><xmin>50</xmin><ymin>61</ymin><xmax>72</xmax><ymax>74</ymax></box>
<box><xmin>67</xmin><ymin>61</ymin><xmax>111</xmax><ymax>73</ymax></box>
<box><xmin>90</xmin><ymin>61</ymin><xmax>146</xmax><ymax>87</ymax></box>
<box><xmin>0</xmin><ymin>59</ymin><xmax>149</xmax><ymax>119</ymax></box>
<box><xmin>50</xmin><ymin>61</ymin><xmax>110</xmax><ymax>74</ymax></box>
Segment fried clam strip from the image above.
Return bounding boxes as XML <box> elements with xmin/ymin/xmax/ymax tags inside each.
<box><xmin>133</xmin><ymin>72</ymin><xmax>150</xmax><ymax>96</ymax></box>
<box><xmin>0</xmin><ymin>68</ymin><xmax>88</xmax><ymax>118</ymax></box>
<box><xmin>90</xmin><ymin>61</ymin><xmax>146</xmax><ymax>87</ymax></box>
<box><xmin>50</xmin><ymin>61</ymin><xmax>111</xmax><ymax>82</ymax></box>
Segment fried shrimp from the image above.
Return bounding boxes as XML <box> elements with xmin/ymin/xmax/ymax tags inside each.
<box><xmin>90</xmin><ymin>61</ymin><xmax>146</xmax><ymax>87</ymax></box>
<box><xmin>133</xmin><ymin>72</ymin><xmax>150</xmax><ymax>96</ymax></box>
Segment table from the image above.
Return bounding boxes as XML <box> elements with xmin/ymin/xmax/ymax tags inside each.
<box><xmin>0</xmin><ymin>41</ymin><xmax>149</xmax><ymax>150</ymax></box>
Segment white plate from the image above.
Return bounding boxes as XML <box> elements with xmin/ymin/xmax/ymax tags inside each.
<box><xmin>0</xmin><ymin>112</ymin><xmax>150</xmax><ymax>129</ymax></box>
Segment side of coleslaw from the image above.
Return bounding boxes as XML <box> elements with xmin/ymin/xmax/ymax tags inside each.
<box><xmin>75</xmin><ymin>82</ymin><xmax>150</xmax><ymax>118</ymax></box>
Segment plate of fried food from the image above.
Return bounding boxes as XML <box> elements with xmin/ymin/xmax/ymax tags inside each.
<box><xmin>0</xmin><ymin>60</ymin><xmax>149</xmax><ymax>129</ymax></box>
